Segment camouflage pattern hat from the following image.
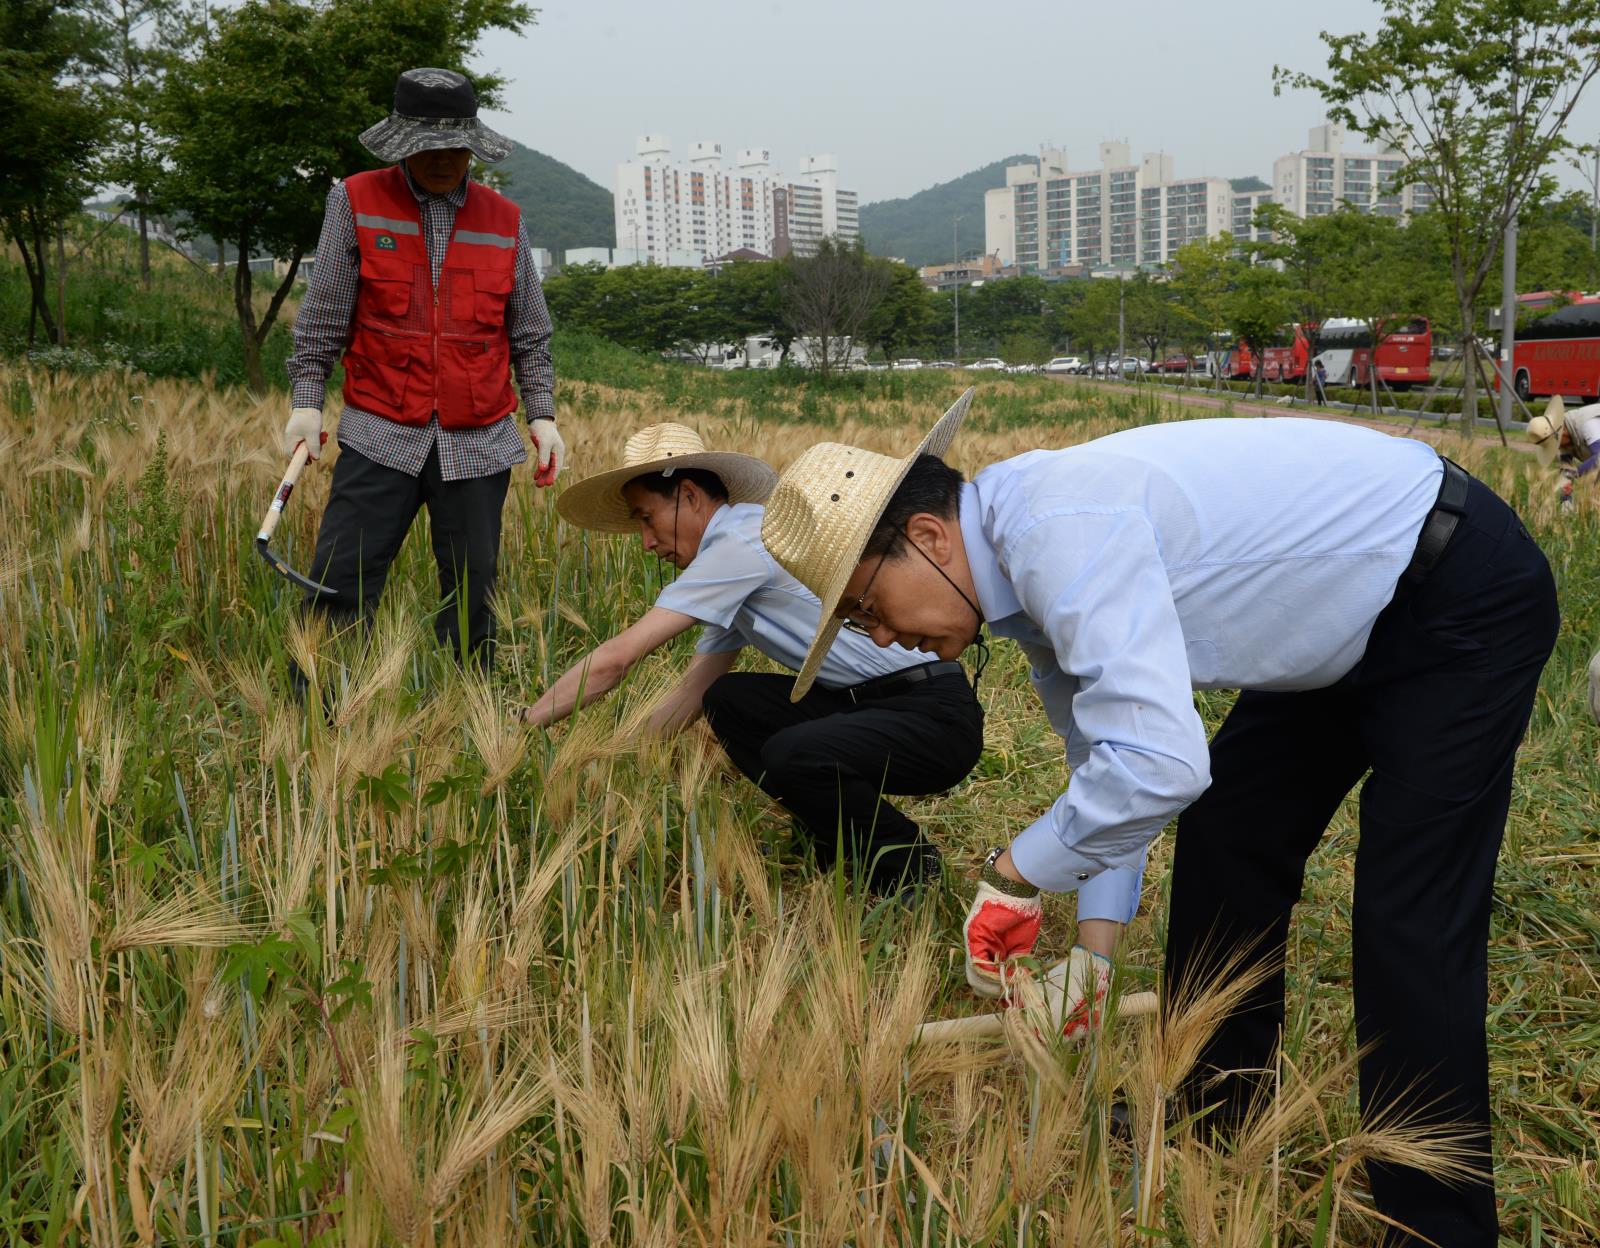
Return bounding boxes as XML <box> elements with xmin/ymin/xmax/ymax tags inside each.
<box><xmin>359</xmin><ymin>68</ymin><xmax>513</xmax><ymax>165</ymax></box>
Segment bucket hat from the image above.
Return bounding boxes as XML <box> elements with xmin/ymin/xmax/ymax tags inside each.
<box><xmin>1526</xmin><ymin>395</ymin><xmax>1565</xmax><ymax>467</ymax></box>
<box><xmin>359</xmin><ymin>68</ymin><xmax>513</xmax><ymax>165</ymax></box>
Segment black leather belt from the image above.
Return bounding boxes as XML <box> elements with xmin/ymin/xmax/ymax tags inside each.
<box><xmin>1403</xmin><ymin>457</ymin><xmax>1470</xmax><ymax>585</ymax></box>
<box><xmin>846</xmin><ymin>660</ymin><xmax>965</xmax><ymax>703</ymax></box>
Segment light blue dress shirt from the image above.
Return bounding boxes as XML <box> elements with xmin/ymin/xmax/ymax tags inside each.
<box><xmin>960</xmin><ymin>417</ymin><xmax>1442</xmax><ymax>899</ymax></box>
<box><xmin>655</xmin><ymin>502</ymin><xmax>933</xmax><ymax>689</ymax></box>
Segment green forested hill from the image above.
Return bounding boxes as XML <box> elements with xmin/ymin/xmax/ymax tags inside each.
<box><xmin>495</xmin><ymin>143</ymin><xmax>614</xmax><ymax>257</ymax></box>
<box><xmin>858</xmin><ymin>156</ymin><xmax>1029</xmax><ymax>267</ymax></box>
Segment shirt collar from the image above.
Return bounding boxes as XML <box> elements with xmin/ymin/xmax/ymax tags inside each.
<box><xmin>958</xmin><ymin>481</ymin><xmax>1022</xmax><ymax>622</ymax></box>
<box><xmin>401</xmin><ymin>163</ymin><xmax>469</xmax><ymax>209</ymax></box>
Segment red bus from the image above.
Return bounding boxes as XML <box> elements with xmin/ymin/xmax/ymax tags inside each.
<box><xmin>1506</xmin><ymin>299</ymin><xmax>1600</xmax><ymax>402</ymax></box>
<box><xmin>1262</xmin><ymin>324</ymin><xmax>1312</xmax><ymax>383</ymax></box>
<box><xmin>1315</xmin><ymin>317</ymin><xmax>1432</xmax><ymax>390</ymax></box>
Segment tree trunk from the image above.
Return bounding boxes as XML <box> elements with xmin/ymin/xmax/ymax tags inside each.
<box><xmin>20</xmin><ymin>211</ymin><xmax>58</xmax><ymax>347</ymax></box>
<box><xmin>1459</xmin><ymin>322</ymin><xmax>1479</xmax><ymax>440</ymax></box>
<box><xmin>234</xmin><ymin>241</ymin><xmax>266</xmax><ymax>394</ymax></box>
<box><xmin>138</xmin><ymin>205</ymin><xmax>151</xmax><ymax>289</ymax></box>
<box><xmin>55</xmin><ymin>220</ymin><xmax>67</xmax><ymax>347</ymax></box>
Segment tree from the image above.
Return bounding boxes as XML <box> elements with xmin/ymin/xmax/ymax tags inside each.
<box><xmin>156</xmin><ymin>0</ymin><xmax>532</xmax><ymax>393</ymax></box>
<box><xmin>1064</xmin><ymin>278</ymin><xmax>1120</xmax><ymax>375</ymax></box>
<box><xmin>1224</xmin><ymin>264</ymin><xmax>1298</xmax><ymax>398</ymax></box>
<box><xmin>1252</xmin><ymin>204</ymin><xmax>1351</xmax><ymax>400</ymax></box>
<box><xmin>87</xmin><ymin>0</ymin><xmax>185</xmax><ymax>288</ymax></box>
<box><xmin>1124</xmin><ymin>273</ymin><xmax>1181</xmax><ymax>370</ymax></box>
<box><xmin>1167</xmin><ymin>237</ymin><xmax>1237</xmax><ymax>387</ymax></box>
<box><xmin>859</xmin><ymin>259</ymin><xmax>932</xmax><ymax>362</ymax></box>
<box><xmin>1276</xmin><ymin>0</ymin><xmax>1600</xmax><ymax>433</ymax></box>
<box><xmin>0</xmin><ymin>0</ymin><xmax>104</xmax><ymax>345</ymax></box>
<box><xmin>779</xmin><ymin>238</ymin><xmax>887</xmax><ymax>380</ymax></box>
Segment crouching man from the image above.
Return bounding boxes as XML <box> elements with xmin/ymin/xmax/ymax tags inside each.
<box><xmin>763</xmin><ymin>403</ymin><xmax>1556</xmax><ymax>1248</ymax></box>
<box><xmin>516</xmin><ymin>419</ymin><xmax>985</xmax><ymax>896</ymax></box>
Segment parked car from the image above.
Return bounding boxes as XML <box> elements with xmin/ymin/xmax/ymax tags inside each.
<box><xmin>967</xmin><ymin>357</ymin><xmax>1007</xmax><ymax>371</ymax></box>
<box><xmin>1007</xmin><ymin>362</ymin><xmax>1040</xmax><ymax>374</ymax></box>
<box><xmin>1155</xmin><ymin>354</ymin><xmax>1195</xmax><ymax>374</ymax></box>
<box><xmin>1044</xmin><ymin>356</ymin><xmax>1083</xmax><ymax>374</ymax></box>
<box><xmin>891</xmin><ymin>358</ymin><xmax>923</xmax><ymax>371</ymax></box>
<box><xmin>926</xmin><ymin>360</ymin><xmax>957</xmax><ymax>369</ymax></box>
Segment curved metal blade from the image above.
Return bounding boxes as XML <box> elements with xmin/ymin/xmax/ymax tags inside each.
<box><xmin>256</xmin><ymin>538</ymin><xmax>337</xmax><ymax>597</ymax></box>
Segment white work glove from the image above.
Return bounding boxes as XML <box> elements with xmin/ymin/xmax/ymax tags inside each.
<box><xmin>963</xmin><ymin>849</ymin><xmax>1043</xmax><ymax>999</ymax></box>
<box><xmin>1587</xmin><ymin>645</ymin><xmax>1600</xmax><ymax>727</ymax></box>
<box><xmin>282</xmin><ymin>406</ymin><xmax>325</xmax><ymax>460</ymax></box>
<box><xmin>1050</xmin><ymin>944</ymin><xmax>1112</xmax><ymax>1040</ymax></box>
<box><xmin>529</xmin><ymin>418</ymin><xmax>565</xmax><ymax>487</ymax></box>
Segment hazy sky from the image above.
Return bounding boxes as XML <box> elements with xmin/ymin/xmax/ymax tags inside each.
<box><xmin>477</xmin><ymin>0</ymin><xmax>1600</xmax><ymax>205</ymax></box>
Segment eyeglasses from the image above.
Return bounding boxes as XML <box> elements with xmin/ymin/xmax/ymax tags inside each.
<box><xmin>838</xmin><ymin>547</ymin><xmax>892</xmax><ymax>635</ymax></box>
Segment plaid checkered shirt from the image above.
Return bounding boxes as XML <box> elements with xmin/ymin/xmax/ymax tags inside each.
<box><xmin>286</xmin><ymin>166</ymin><xmax>555</xmax><ymax>481</ymax></box>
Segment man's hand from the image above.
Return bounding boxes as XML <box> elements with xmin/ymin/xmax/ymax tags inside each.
<box><xmin>964</xmin><ymin>852</ymin><xmax>1043</xmax><ymax>999</ymax></box>
<box><xmin>283</xmin><ymin>407</ymin><xmax>326</xmax><ymax>460</ymax></box>
<box><xmin>530</xmin><ymin>418</ymin><xmax>565</xmax><ymax>487</ymax></box>
<box><xmin>1055</xmin><ymin>944</ymin><xmax>1112</xmax><ymax>1040</ymax></box>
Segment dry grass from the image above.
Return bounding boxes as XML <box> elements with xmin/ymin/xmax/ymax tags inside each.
<box><xmin>0</xmin><ymin>358</ymin><xmax>1595</xmax><ymax>1245</ymax></box>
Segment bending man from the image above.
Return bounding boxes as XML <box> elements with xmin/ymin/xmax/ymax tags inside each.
<box><xmin>762</xmin><ymin>407</ymin><xmax>1557</xmax><ymax>1248</ymax></box>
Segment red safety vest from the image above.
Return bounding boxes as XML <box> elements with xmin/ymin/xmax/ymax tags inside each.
<box><xmin>341</xmin><ymin>166</ymin><xmax>520</xmax><ymax>429</ymax></box>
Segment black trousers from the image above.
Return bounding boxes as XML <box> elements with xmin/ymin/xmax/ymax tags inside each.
<box><xmin>700</xmin><ymin>670</ymin><xmax>984</xmax><ymax>892</ymax></box>
<box><xmin>300</xmin><ymin>444</ymin><xmax>511</xmax><ymax>666</ymax></box>
<box><xmin>1165</xmin><ymin>474</ymin><xmax>1558</xmax><ymax>1247</ymax></box>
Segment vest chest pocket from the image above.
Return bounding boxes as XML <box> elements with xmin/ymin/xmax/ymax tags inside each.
<box><xmin>360</xmin><ymin>253</ymin><xmax>417</xmax><ymax>321</ymax></box>
<box><xmin>472</xmin><ymin>268</ymin><xmax>513</xmax><ymax>327</ymax></box>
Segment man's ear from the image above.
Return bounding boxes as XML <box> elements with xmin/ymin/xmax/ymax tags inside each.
<box><xmin>905</xmin><ymin>512</ymin><xmax>954</xmax><ymax>561</ymax></box>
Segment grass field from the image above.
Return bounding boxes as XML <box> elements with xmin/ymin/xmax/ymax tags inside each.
<box><xmin>1</xmin><ymin>349</ymin><xmax>1597</xmax><ymax>1246</ymax></box>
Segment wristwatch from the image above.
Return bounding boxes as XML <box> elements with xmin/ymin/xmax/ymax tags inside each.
<box><xmin>980</xmin><ymin>846</ymin><xmax>1039</xmax><ymax>899</ymax></box>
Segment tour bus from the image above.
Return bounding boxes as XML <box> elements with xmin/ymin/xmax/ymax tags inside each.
<box><xmin>1315</xmin><ymin>316</ymin><xmax>1433</xmax><ymax>389</ymax></box>
<box><xmin>1505</xmin><ymin>298</ymin><xmax>1600</xmax><ymax>402</ymax></box>
<box><xmin>1261</xmin><ymin>324</ymin><xmax>1312</xmax><ymax>384</ymax></box>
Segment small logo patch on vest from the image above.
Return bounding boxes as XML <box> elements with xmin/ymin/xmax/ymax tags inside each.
<box><xmin>375</xmin><ymin>234</ymin><xmax>397</xmax><ymax>250</ymax></box>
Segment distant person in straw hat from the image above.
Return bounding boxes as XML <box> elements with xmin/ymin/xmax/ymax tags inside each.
<box><xmin>284</xmin><ymin>67</ymin><xmax>563</xmax><ymax>693</ymax></box>
<box><xmin>1526</xmin><ymin>395</ymin><xmax>1600</xmax><ymax>510</ymax></box>
<box><xmin>516</xmin><ymin>422</ymin><xmax>985</xmax><ymax>895</ymax></box>
<box><xmin>762</xmin><ymin>404</ymin><xmax>1557</xmax><ymax>1247</ymax></box>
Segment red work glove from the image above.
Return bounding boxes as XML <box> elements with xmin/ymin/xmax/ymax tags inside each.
<box><xmin>963</xmin><ymin>851</ymin><xmax>1043</xmax><ymax>999</ymax></box>
<box><xmin>1055</xmin><ymin>944</ymin><xmax>1112</xmax><ymax>1040</ymax></box>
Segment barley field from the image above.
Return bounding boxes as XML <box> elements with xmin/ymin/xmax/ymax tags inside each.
<box><xmin>1</xmin><ymin>353</ymin><xmax>1596</xmax><ymax>1246</ymax></box>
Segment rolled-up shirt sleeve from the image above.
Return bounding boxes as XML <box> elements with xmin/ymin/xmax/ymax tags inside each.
<box><xmin>506</xmin><ymin>220</ymin><xmax>556</xmax><ymax>423</ymax></box>
<box><xmin>286</xmin><ymin>184</ymin><xmax>360</xmax><ymax>410</ymax></box>
<box><xmin>1005</xmin><ymin>508</ymin><xmax>1212</xmax><ymax>894</ymax></box>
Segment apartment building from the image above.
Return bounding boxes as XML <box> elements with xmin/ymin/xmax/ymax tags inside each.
<box><xmin>986</xmin><ymin>143</ymin><xmax>1231</xmax><ymax>273</ymax></box>
<box><xmin>1272</xmin><ymin>122</ymin><xmax>1433</xmax><ymax>219</ymax></box>
<box><xmin>614</xmin><ymin>138</ymin><xmax>856</xmax><ymax>266</ymax></box>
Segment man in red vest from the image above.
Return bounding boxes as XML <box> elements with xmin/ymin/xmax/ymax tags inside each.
<box><xmin>285</xmin><ymin>67</ymin><xmax>563</xmax><ymax>689</ymax></box>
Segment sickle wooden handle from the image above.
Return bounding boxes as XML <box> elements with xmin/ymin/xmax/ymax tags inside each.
<box><xmin>912</xmin><ymin>989</ymin><xmax>1159</xmax><ymax>1044</ymax></box>
<box><xmin>257</xmin><ymin>443</ymin><xmax>311</xmax><ymax>544</ymax></box>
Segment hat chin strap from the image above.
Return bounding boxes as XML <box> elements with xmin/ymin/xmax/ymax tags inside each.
<box><xmin>902</xmin><ymin>536</ymin><xmax>990</xmax><ymax>688</ymax></box>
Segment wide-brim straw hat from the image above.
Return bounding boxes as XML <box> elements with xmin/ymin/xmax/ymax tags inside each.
<box><xmin>762</xmin><ymin>387</ymin><xmax>975</xmax><ymax>701</ymax></box>
<box><xmin>1527</xmin><ymin>395</ymin><xmax>1565</xmax><ymax>467</ymax></box>
<box><xmin>556</xmin><ymin>423</ymin><xmax>777</xmax><ymax>532</ymax></box>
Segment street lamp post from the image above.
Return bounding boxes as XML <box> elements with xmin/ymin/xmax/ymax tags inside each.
<box><xmin>953</xmin><ymin>214</ymin><xmax>963</xmax><ymax>366</ymax></box>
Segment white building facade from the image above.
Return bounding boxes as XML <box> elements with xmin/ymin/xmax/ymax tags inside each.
<box><xmin>614</xmin><ymin>138</ymin><xmax>855</xmax><ymax>267</ymax></box>
<box><xmin>986</xmin><ymin>143</ymin><xmax>1232</xmax><ymax>273</ymax></box>
<box><xmin>1271</xmin><ymin>122</ymin><xmax>1433</xmax><ymax>219</ymax></box>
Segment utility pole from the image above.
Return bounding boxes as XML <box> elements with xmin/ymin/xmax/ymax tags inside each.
<box><xmin>1498</xmin><ymin>213</ymin><xmax>1518</xmax><ymax>433</ymax></box>
<box><xmin>1117</xmin><ymin>272</ymin><xmax>1126</xmax><ymax>376</ymax></box>
<box><xmin>1591</xmin><ymin>139</ymin><xmax>1598</xmax><ymax>254</ymax></box>
<box><xmin>952</xmin><ymin>214</ymin><xmax>963</xmax><ymax>365</ymax></box>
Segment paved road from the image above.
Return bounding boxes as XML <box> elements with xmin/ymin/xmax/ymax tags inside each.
<box><xmin>1047</xmin><ymin>375</ymin><xmax>1537</xmax><ymax>457</ymax></box>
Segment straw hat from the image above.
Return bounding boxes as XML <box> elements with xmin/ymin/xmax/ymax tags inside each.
<box><xmin>1527</xmin><ymin>395</ymin><xmax>1566</xmax><ymax>467</ymax></box>
<box><xmin>761</xmin><ymin>388</ymin><xmax>975</xmax><ymax>701</ymax></box>
<box><xmin>556</xmin><ymin>423</ymin><xmax>777</xmax><ymax>532</ymax></box>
